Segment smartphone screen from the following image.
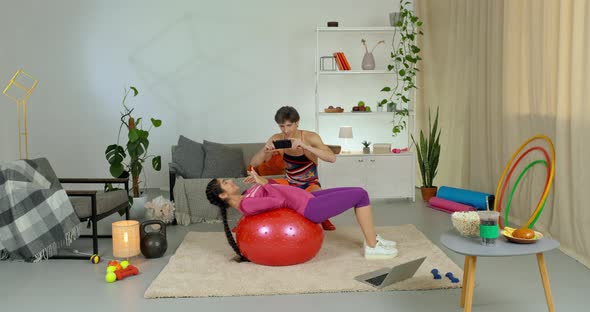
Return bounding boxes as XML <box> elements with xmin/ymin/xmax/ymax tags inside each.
<box><xmin>273</xmin><ymin>139</ymin><xmax>292</xmax><ymax>149</ymax></box>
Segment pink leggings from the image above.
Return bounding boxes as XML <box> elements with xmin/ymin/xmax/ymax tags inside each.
<box><xmin>303</xmin><ymin>187</ymin><xmax>370</xmax><ymax>223</ymax></box>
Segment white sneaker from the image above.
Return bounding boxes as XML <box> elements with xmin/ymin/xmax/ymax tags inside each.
<box><xmin>364</xmin><ymin>241</ymin><xmax>399</xmax><ymax>260</ymax></box>
<box><xmin>376</xmin><ymin>234</ymin><xmax>397</xmax><ymax>248</ymax></box>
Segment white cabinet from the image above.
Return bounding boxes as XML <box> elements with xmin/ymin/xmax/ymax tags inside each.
<box><xmin>318</xmin><ymin>153</ymin><xmax>415</xmax><ymax>201</ymax></box>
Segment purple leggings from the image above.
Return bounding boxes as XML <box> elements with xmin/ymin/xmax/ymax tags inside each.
<box><xmin>303</xmin><ymin>187</ymin><xmax>370</xmax><ymax>223</ymax></box>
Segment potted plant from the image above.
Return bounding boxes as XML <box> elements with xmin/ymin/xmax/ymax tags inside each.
<box><xmin>411</xmin><ymin>107</ymin><xmax>441</xmax><ymax>202</ymax></box>
<box><xmin>362</xmin><ymin>141</ymin><xmax>371</xmax><ymax>154</ymax></box>
<box><xmin>380</xmin><ymin>0</ymin><xmax>423</xmax><ymax>135</ymax></box>
<box><xmin>376</xmin><ymin>100</ymin><xmax>384</xmax><ymax>112</ymax></box>
<box><xmin>105</xmin><ymin>86</ymin><xmax>162</xmax><ymax>211</ymax></box>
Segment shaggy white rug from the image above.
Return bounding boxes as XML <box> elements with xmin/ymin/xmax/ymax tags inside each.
<box><xmin>144</xmin><ymin>224</ymin><xmax>462</xmax><ymax>298</ymax></box>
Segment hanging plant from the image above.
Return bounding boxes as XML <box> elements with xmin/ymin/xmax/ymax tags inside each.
<box><xmin>379</xmin><ymin>0</ymin><xmax>423</xmax><ymax>135</ymax></box>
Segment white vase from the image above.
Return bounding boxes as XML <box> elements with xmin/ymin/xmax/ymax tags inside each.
<box><xmin>361</xmin><ymin>52</ymin><xmax>376</xmax><ymax>70</ymax></box>
<box><xmin>129</xmin><ymin>195</ymin><xmax>148</xmax><ymax>221</ymax></box>
<box><xmin>377</xmin><ymin>106</ymin><xmax>383</xmax><ymax>112</ymax></box>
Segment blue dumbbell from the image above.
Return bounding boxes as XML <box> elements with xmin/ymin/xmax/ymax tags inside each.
<box><xmin>445</xmin><ymin>272</ymin><xmax>460</xmax><ymax>283</ymax></box>
<box><xmin>430</xmin><ymin>269</ymin><xmax>441</xmax><ymax>280</ymax></box>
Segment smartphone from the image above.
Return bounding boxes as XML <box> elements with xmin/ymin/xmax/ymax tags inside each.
<box><xmin>273</xmin><ymin>139</ymin><xmax>292</xmax><ymax>149</ymax></box>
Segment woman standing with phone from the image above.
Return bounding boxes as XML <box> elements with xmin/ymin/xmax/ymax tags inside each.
<box><xmin>250</xmin><ymin>106</ymin><xmax>338</xmax><ymax>230</ymax></box>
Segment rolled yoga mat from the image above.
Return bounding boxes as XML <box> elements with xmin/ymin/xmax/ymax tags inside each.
<box><xmin>428</xmin><ymin>197</ymin><xmax>475</xmax><ymax>214</ymax></box>
<box><xmin>437</xmin><ymin>186</ymin><xmax>494</xmax><ymax>210</ymax></box>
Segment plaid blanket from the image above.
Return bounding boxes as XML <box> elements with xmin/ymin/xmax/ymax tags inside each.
<box><xmin>0</xmin><ymin>159</ymin><xmax>80</xmax><ymax>262</ymax></box>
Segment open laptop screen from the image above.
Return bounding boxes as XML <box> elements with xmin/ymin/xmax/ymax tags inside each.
<box><xmin>355</xmin><ymin>257</ymin><xmax>427</xmax><ymax>289</ymax></box>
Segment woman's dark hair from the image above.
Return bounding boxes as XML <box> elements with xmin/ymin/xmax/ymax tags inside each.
<box><xmin>205</xmin><ymin>179</ymin><xmax>249</xmax><ymax>262</ymax></box>
<box><xmin>274</xmin><ymin>106</ymin><xmax>300</xmax><ymax>124</ymax></box>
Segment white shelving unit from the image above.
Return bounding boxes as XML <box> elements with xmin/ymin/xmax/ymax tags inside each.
<box><xmin>314</xmin><ymin>26</ymin><xmax>415</xmax><ymax>148</ymax></box>
<box><xmin>314</xmin><ymin>26</ymin><xmax>416</xmax><ymax>200</ymax></box>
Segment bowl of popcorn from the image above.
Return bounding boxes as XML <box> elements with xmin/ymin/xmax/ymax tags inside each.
<box><xmin>451</xmin><ymin>211</ymin><xmax>480</xmax><ymax>237</ymax></box>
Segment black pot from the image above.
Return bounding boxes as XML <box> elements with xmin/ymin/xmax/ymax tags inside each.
<box><xmin>140</xmin><ymin>220</ymin><xmax>168</xmax><ymax>259</ymax></box>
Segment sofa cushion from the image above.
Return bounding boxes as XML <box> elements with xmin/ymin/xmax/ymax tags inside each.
<box><xmin>200</xmin><ymin>140</ymin><xmax>246</xmax><ymax>178</ymax></box>
<box><xmin>224</xmin><ymin>143</ymin><xmax>265</xmax><ymax>169</ymax></box>
<box><xmin>173</xmin><ymin>135</ymin><xmax>205</xmax><ymax>178</ymax></box>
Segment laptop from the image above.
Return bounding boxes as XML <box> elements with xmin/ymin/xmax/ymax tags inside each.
<box><xmin>354</xmin><ymin>257</ymin><xmax>426</xmax><ymax>289</ymax></box>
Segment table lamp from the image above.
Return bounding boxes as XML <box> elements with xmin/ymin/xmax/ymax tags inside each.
<box><xmin>2</xmin><ymin>69</ymin><xmax>39</xmax><ymax>159</ymax></box>
<box><xmin>339</xmin><ymin>126</ymin><xmax>353</xmax><ymax>153</ymax></box>
<box><xmin>112</xmin><ymin>220</ymin><xmax>140</xmax><ymax>258</ymax></box>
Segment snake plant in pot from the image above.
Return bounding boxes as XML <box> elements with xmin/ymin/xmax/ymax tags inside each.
<box><xmin>105</xmin><ymin>86</ymin><xmax>162</xmax><ymax>207</ymax></box>
<box><xmin>411</xmin><ymin>106</ymin><xmax>441</xmax><ymax>201</ymax></box>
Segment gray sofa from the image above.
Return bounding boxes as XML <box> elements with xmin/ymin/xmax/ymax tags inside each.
<box><xmin>169</xmin><ymin>136</ymin><xmax>280</xmax><ymax>225</ymax></box>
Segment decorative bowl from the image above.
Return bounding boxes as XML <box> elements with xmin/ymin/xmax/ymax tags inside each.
<box><xmin>324</xmin><ymin>108</ymin><xmax>344</xmax><ymax>113</ymax></box>
<box><xmin>327</xmin><ymin>145</ymin><xmax>341</xmax><ymax>154</ymax></box>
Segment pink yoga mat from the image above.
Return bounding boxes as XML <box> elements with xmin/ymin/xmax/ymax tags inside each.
<box><xmin>428</xmin><ymin>197</ymin><xmax>476</xmax><ymax>214</ymax></box>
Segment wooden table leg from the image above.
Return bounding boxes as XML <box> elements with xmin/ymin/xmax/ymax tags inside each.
<box><xmin>463</xmin><ymin>256</ymin><xmax>477</xmax><ymax>312</ymax></box>
<box><xmin>460</xmin><ymin>256</ymin><xmax>470</xmax><ymax>308</ymax></box>
<box><xmin>537</xmin><ymin>253</ymin><xmax>555</xmax><ymax>312</ymax></box>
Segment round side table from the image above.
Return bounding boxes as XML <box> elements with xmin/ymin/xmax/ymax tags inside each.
<box><xmin>440</xmin><ymin>230</ymin><xmax>559</xmax><ymax>312</ymax></box>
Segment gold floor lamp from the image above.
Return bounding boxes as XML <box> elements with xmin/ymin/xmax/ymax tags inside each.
<box><xmin>2</xmin><ymin>69</ymin><xmax>39</xmax><ymax>159</ymax></box>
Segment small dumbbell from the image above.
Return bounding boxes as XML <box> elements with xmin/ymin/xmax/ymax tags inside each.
<box><xmin>445</xmin><ymin>272</ymin><xmax>460</xmax><ymax>283</ymax></box>
<box><xmin>430</xmin><ymin>268</ymin><xmax>441</xmax><ymax>280</ymax></box>
<box><xmin>114</xmin><ymin>265</ymin><xmax>140</xmax><ymax>280</ymax></box>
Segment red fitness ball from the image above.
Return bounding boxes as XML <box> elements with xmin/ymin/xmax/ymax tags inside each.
<box><xmin>236</xmin><ymin>208</ymin><xmax>324</xmax><ymax>266</ymax></box>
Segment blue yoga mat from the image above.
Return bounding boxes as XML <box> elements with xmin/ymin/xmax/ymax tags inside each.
<box><xmin>437</xmin><ymin>186</ymin><xmax>494</xmax><ymax>210</ymax></box>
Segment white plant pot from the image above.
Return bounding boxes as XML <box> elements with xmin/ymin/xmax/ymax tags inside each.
<box><xmin>129</xmin><ymin>195</ymin><xmax>148</xmax><ymax>221</ymax></box>
<box><xmin>389</xmin><ymin>12</ymin><xmax>402</xmax><ymax>26</ymax></box>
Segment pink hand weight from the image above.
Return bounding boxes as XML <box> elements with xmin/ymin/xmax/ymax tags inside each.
<box><xmin>392</xmin><ymin>147</ymin><xmax>409</xmax><ymax>153</ymax></box>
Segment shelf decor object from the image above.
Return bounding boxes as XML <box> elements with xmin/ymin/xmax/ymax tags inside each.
<box><xmin>338</xmin><ymin>126</ymin><xmax>353</xmax><ymax>152</ymax></box>
<box><xmin>320</xmin><ymin>56</ymin><xmax>337</xmax><ymax>71</ymax></box>
<box><xmin>361</xmin><ymin>39</ymin><xmax>384</xmax><ymax>70</ymax></box>
<box><xmin>373</xmin><ymin>143</ymin><xmax>392</xmax><ymax>154</ymax></box>
<box><xmin>2</xmin><ymin>69</ymin><xmax>39</xmax><ymax>159</ymax></box>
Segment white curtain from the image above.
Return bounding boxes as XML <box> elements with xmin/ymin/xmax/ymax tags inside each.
<box><xmin>416</xmin><ymin>0</ymin><xmax>590</xmax><ymax>268</ymax></box>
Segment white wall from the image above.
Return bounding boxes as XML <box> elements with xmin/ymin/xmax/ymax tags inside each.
<box><xmin>0</xmin><ymin>0</ymin><xmax>405</xmax><ymax>189</ymax></box>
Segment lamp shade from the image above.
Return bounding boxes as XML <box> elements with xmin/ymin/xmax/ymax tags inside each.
<box><xmin>338</xmin><ymin>126</ymin><xmax>353</xmax><ymax>139</ymax></box>
<box><xmin>112</xmin><ymin>220</ymin><xmax>140</xmax><ymax>258</ymax></box>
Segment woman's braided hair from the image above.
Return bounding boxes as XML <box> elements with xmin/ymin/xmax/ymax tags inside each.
<box><xmin>205</xmin><ymin>179</ymin><xmax>249</xmax><ymax>262</ymax></box>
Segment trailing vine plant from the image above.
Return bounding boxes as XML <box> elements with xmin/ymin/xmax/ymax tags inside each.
<box><xmin>380</xmin><ymin>0</ymin><xmax>423</xmax><ymax>135</ymax></box>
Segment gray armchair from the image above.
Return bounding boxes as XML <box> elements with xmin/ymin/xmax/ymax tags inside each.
<box><xmin>32</xmin><ymin>158</ymin><xmax>130</xmax><ymax>259</ymax></box>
